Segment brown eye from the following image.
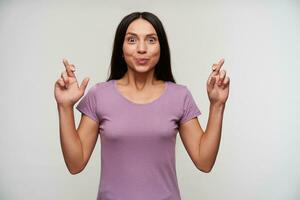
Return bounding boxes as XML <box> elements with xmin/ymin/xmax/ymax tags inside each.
<box><xmin>127</xmin><ymin>37</ymin><xmax>136</xmax><ymax>43</ymax></box>
<box><xmin>148</xmin><ymin>37</ymin><xmax>157</xmax><ymax>43</ymax></box>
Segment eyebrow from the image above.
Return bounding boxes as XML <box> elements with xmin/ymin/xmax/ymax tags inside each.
<box><xmin>126</xmin><ymin>32</ymin><xmax>157</xmax><ymax>37</ymax></box>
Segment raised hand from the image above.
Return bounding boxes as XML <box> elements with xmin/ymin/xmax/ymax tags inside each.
<box><xmin>206</xmin><ymin>58</ymin><xmax>230</xmax><ymax>106</ymax></box>
<box><xmin>54</xmin><ymin>58</ymin><xmax>90</xmax><ymax>107</ymax></box>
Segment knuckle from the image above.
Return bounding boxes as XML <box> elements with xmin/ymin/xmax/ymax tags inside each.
<box><xmin>62</xmin><ymin>76</ymin><xmax>68</xmax><ymax>82</ymax></box>
<box><xmin>58</xmin><ymin>79</ymin><xmax>64</xmax><ymax>86</ymax></box>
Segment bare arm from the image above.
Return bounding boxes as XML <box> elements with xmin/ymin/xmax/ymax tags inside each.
<box><xmin>58</xmin><ymin>104</ymin><xmax>99</xmax><ymax>175</ymax></box>
<box><xmin>198</xmin><ymin>103</ymin><xmax>224</xmax><ymax>171</ymax></box>
<box><xmin>179</xmin><ymin>103</ymin><xmax>224</xmax><ymax>173</ymax></box>
<box><xmin>55</xmin><ymin>58</ymin><xmax>98</xmax><ymax>175</ymax></box>
<box><xmin>179</xmin><ymin>58</ymin><xmax>230</xmax><ymax>173</ymax></box>
<box><xmin>57</xmin><ymin>105</ymin><xmax>82</xmax><ymax>174</ymax></box>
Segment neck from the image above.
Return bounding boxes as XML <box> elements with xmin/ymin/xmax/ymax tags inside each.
<box><xmin>120</xmin><ymin>69</ymin><xmax>160</xmax><ymax>90</ymax></box>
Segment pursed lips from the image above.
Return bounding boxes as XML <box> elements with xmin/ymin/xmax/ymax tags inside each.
<box><xmin>135</xmin><ymin>58</ymin><xmax>149</xmax><ymax>64</ymax></box>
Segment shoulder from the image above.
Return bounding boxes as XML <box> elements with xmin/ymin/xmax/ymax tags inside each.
<box><xmin>167</xmin><ymin>81</ymin><xmax>198</xmax><ymax>107</ymax></box>
<box><xmin>94</xmin><ymin>80</ymin><xmax>112</xmax><ymax>89</ymax></box>
<box><xmin>83</xmin><ymin>80</ymin><xmax>113</xmax><ymax>98</ymax></box>
<box><xmin>89</xmin><ymin>80</ymin><xmax>112</xmax><ymax>91</ymax></box>
<box><xmin>167</xmin><ymin>81</ymin><xmax>189</xmax><ymax>95</ymax></box>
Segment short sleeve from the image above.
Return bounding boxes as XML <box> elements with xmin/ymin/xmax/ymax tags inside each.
<box><xmin>76</xmin><ymin>85</ymin><xmax>99</xmax><ymax>123</ymax></box>
<box><xmin>179</xmin><ymin>87</ymin><xmax>202</xmax><ymax>125</ymax></box>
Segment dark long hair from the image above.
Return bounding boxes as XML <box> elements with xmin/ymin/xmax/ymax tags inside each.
<box><xmin>106</xmin><ymin>11</ymin><xmax>176</xmax><ymax>83</ymax></box>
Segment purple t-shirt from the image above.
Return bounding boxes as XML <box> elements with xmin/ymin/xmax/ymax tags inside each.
<box><xmin>76</xmin><ymin>79</ymin><xmax>201</xmax><ymax>200</ymax></box>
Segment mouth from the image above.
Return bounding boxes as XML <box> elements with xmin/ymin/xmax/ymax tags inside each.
<box><xmin>135</xmin><ymin>58</ymin><xmax>149</xmax><ymax>65</ymax></box>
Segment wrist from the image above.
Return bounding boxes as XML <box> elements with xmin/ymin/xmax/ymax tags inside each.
<box><xmin>210</xmin><ymin>102</ymin><xmax>226</xmax><ymax>110</ymax></box>
<box><xmin>57</xmin><ymin>103</ymin><xmax>74</xmax><ymax>110</ymax></box>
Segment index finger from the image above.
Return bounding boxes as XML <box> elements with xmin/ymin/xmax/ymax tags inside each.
<box><xmin>62</xmin><ymin>58</ymin><xmax>75</xmax><ymax>77</ymax></box>
<box><xmin>212</xmin><ymin>58</ymin><xmax>225</xmax><ymax>74</ymax></box>
<box><xmin>63</xmin><ymin>58</ymin><xmax>70</xmax><ymax>70</ymax></box>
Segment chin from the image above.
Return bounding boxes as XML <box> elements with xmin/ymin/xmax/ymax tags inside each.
<box><xmin>135</xmin><ymin>68</ymin><xmax>151</xmax><ymax>73</ymax></box>
<box><xmin>133</xmin><ymin>65</ymin><xmax>154</xmax><ymax>72</ymax></box>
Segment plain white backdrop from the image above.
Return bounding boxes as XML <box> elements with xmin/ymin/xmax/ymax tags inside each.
<box><xmin>0</xmin><ymin>0</ymin><xmax>299</xmax><ymax>199</ymax></box>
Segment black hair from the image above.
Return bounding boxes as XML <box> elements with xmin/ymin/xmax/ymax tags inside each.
<box><xmin>106</xmin><ymin>11</ymin><xmax>176</xmax><ymax>83</ymax></box>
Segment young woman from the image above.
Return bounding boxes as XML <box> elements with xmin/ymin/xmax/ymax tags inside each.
<box><xmin>54</xmin><ymin>11</ymin><xmax>230</xmax><ymax>200</ymax></box>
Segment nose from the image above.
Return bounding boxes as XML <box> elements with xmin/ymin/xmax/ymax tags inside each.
<box><xmin>137</xmin><ymin>41</ymin><xmax>147</xmax><ymax>54</ymax></box>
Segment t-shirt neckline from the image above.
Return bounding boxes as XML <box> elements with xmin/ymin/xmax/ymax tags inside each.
<box><xmin>112</xmin><ymin>79</ymin><xmax>169</xmax><ymax>106</ymax></box>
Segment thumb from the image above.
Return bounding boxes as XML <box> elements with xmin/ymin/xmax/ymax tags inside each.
<box><xmin>80</xmin><ymin>77</ymin><xmax>90</xmax><ymax>92</ymax></box>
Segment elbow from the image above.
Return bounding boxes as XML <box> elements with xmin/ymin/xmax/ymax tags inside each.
<box><xmin>196</xmin><ymin>163</ymin><xmax>213</xmax><ymax>173</ymax></box>
<box><xmin>69</xmin><ymin>167</ymin><xmax>84</xmax><ymax>175</ymax></box>
<box><xmin>196</xmin><ymin>155</ymin><xmax>217</xmax><ymax>173</ymax></box>
<box><xmin>67</xmin><ymin>164</ymin><xmax>84</xmax><ymax>175</ymax></box>
<box><xmin>201</xmin><ymin>167</ymin><xmax>212</xmax><ymax>173</ymax></box>
<box><xmin>69</xmin><ymin>169</ymin><xmax>81</xmax><ymax>175</ymax></box>
<box><xmin>197</xmin><ymin>166</ymin><xmax>212</xmax><ymax>173</ymax></box>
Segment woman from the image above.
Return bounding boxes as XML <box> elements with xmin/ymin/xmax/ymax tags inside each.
<box><xmin>54</xmin><ymin>11</ymin><xmax>230</xmax><ymax>200</ymax></box>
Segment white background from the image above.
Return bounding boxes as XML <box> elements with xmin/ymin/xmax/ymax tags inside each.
<box><xmin>0</xmin><ymin>0</ymin><xmax>299</xmax><ymax>199</ymax></box>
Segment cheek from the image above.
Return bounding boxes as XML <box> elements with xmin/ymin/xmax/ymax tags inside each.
<box><xmin>151</xmin><ymin>46</ymin><xmax>160</xmax><ymax>60</ymax></box>
<box><xmin>122</xmin><ymin>44</ymin><xmax>135</xmax><ymax>56</ymax></box>
<box><xmin>122</xmin><ymin>47</ymin><xmax>134</xmax><ymax>65</ymax></box>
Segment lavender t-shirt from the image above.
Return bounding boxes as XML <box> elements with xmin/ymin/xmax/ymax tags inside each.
<box><xmin>76</xmin><ymin>79</ymin><xmax>202</xmax><ymax>200</ymax></box>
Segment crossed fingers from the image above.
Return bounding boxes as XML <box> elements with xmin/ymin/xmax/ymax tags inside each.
<box><xmin>59</xmin><ymin>58</ymin><xmax>76</xmax><ymax>88</ymax></box>
<box><xmin>209</xmin><ymin>58</ymin><xmax>230</xmax><ymax>88</ymax></box>
<box><xmin>62</xmin><ymin>58</ymin><xmax>76</xmax><ymax>77</ymax></box>
<box><xmin>211</xmin><ymin>58</ymin><xmax>224</xmax><ymax>75</ymax></box>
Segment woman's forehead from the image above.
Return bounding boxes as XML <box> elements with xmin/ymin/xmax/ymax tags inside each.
<box><xmin>126</xmin><ymin>18</ymin><xmax>157</xmax><ymax>35</ymax></box>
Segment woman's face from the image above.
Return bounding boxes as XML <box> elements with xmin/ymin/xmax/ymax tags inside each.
<box><xmin>122</xmin><ymin>18</ymin><xmax>160</xmax><ymax>74</ymax></box>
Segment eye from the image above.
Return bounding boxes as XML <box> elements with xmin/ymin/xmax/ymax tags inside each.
<box><xmin>127</xmin><ymin>37</ymin><xmax>136</xmax><ymax>43</ymax></box>
<box><xmin>148</xmin><ymin>37</ymin><xmax>157</xmax><ymax>43</ymax></box>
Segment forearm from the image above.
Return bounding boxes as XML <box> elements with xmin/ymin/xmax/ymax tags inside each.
<box><xmin>199</xmin><ymin>103</ymin><xmax>225</xmax><ymax>171</ymax></box>
<box><xmin>57</xmin><ymin>104</ymin><xmax>83</xmax><ymax>174</ymax></box>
